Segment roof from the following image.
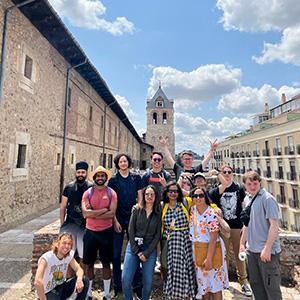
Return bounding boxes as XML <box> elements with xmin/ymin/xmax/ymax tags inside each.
<box><xmin>147</xmin><ymin>86</ymin><xmax>174</xmax><ymax>109</ymax></box>
<box><xmin>12</xmin><ymin>0</ymin><xmax>142</xmax><ymax>143</ymax></box>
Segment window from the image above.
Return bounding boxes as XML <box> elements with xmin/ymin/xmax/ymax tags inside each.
<box><xmin>276</xmin><ymin>137</ymin><xmax>281</xmax><ymax>149</ymax></box>
<box><xmin>156</xmin><ymin>101</ymin><xmax>163</xmax><ymax>107</ymax></box>
<box><xmin>108</xmin><ymin>154</ymin><xmax>113</xmax><ymax>168</ymax></box>
<box><xmin>90</xmin><ymin>165</ymin><xmax>94</xmax><ymax>172</ymax></box>
<box><xmin>89</xmin><ymin>106</ymin><xmax>93</xmax><ymax>121</ymax></box>
<box><xmin>103</xmin><ymin>153</ymin><xmax>107</xmax><ymax>167</ymax></box>
<box><xmin>288</xmin><ymin>136</ymin><xmax>294</xmax><ymax>149</ymax></box>
<box><xmin>255</xmin><ymin>143</ymin><xmax>259</xmax><ymax>152</ymax></box>
<box><xmin>70</xmin><ymin>153</ymin><xmax>75</xmax><ymax>165</ymax></box>
<box><xmin>267</xmin><ymin>181</ymin><xmax>273</xmax><ymax>195</ymax></box>
<box><xmin>24</xmin><ymin>55</ymin><xmax>33</xmax><ymax>80</ymax></box>
<box><xmin>67</xmin><ymin>87</ymin><xmax>72</xmax><ymax>108</ymax></box>
<box><xmin>56</xmin><ymin>153</ymin><xmax>61</xmax><ymax>166</ymax></box>
<box><xmin>101</xmin><ymin>115</ymin><xmax>104</xmax><ymax>128</ymax></box>
<box><xmin>143</xmin><ymin>148</ymin><xmax>146</xmax><ymax>153</ymax></box>
<box><xmin>152</xmin><ymin>112</ymin><xmax>157</xmax><ymax>124</ymax></box>
<box><xmin>162</xmin><ymin>112</ymin><xmax>167</xmax><ymax>124</ymax></box>
<box><xmin>16</xmin><ymin>144</ymin><xmax>26</xmax><ymax>168</ymax></box>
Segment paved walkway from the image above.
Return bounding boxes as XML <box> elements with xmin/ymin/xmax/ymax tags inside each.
<box><xmin>0</xmin><ymin>208</ymin><xmax>299</xmax><ymax>299</ymax></box>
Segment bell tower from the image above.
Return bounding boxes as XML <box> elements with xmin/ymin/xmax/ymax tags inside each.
<box><xmin>146</xmin><ymin>84</ymin><xmax>175</xmax><ymax>159</ymax></box>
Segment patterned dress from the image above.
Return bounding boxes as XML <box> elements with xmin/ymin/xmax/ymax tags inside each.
<box><xmin>163</xmin><ymin>204</ymin><xmax>196</xmax><ymax>299</ymax></box>
<box><xmin>190</xmin><ymin>205</ymin><xmax>229</xmax><ymax>298</ymax></box>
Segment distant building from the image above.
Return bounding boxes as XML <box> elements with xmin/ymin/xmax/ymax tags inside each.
<box><xmin>211</xmin><ymin>93</ymin><xmax>300</xmax><ymax>232</ymax></box>
<box><xmin>0</xmin><ymin>0</ymin><xmax>144</xmax><ymax>229</ymax></box>
<box><xmin>145</xmin><ymin>85</ymin><xmax>175</xmax><ymax>167</ymax></box>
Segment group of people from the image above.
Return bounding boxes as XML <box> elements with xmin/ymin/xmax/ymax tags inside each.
<box><xmin>34</xmin><ymin>136</ymin><xmax>282</xmax><ymax>300</ymax></box>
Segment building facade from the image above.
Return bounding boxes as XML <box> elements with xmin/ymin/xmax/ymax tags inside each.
<box><xmin>211</xmin><ymin>94</ymin><xmax>300</xmax><ymax>232</ymax></box>
<box><xmin>145</xmin><ymin>85</ymin><xmax>175</xmax><ymax>167</ymax></box>
<box><xmin>0</xmin><ymin>0</ymin><xmax>143</xmax><ymax>230</ymax></box>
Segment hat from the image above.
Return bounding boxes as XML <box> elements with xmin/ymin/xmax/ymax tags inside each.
<box><xmin>88</xmin><ymin>166</ymin><xmax>112</xmax><ymax>181</ymax></box>
<box><xmin>76</xmin><ymin>161</ymin><xmax>89</xmax><ymax>171</ymax></box>
<box><xmin>194</xmin><ymin>172</ymin><xmax>206</xmax><ymax>180</ymax></box>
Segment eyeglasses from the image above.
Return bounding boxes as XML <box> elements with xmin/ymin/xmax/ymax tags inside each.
<box><xmin>153</xmin><ymin>158</ymin><xmax>162</xmax><ymax>162</ymax></box>
<box><xmin>168</xmin><ymin>189</ymin><xmax>179</xmax><ymax>194</ymax></box>
<box><xmin>223</xmin><ymin>170</ymin><xmax>232</xmax><ymax>174</ymax></box>
<box><xmin>192</xmin><ymin>193</ymin><xmax>205</xmax><ymax>199</ymax></box>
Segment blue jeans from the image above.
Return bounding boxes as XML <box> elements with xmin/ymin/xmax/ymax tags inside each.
<box><xmin>122</xmin><ymin>243</ymin><xmax>157</xmax><ymax>300</ymax></box>
<box><xmin>113</xmin><ymin>225</ymin><xmax>141</xmax><ymax>293</ymax></box>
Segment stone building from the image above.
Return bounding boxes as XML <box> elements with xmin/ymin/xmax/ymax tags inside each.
<box><xmin>145</xmin><ymin>85</ymin><xmax>175</xmax><ymax>167</ymax></box>
<box><xmin>0</xmin><ymin>0</ymin><xmax>143</xmax><ymax>230</ymax></box>
<box><xmin>211</xmin><ymin>93</ymin><xmax>300</xmax><ymax>232</ymax></box>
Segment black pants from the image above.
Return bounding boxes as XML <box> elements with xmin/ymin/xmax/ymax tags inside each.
<box><xmin>45</xmin><ymin>276</ymin><xmax>89</xmax><ymax>300</ymax></box>
<box><xmin>248</xmin><ymin>251</ymin><xmax>282</xmax><ymax>300</ymax></box>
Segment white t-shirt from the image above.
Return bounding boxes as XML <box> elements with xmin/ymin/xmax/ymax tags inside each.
<box><xmin>38</xmin><ymin>250</ymin><xmax>74</xmax><ymax>294</ymax></box>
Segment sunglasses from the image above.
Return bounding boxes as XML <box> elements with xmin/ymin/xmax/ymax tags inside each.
<box><xmin>168</xmin><ymin>189</ymin><xmax>179</xmax><ymax>194</ymax></box>
<box><xmin>192</xmin><ymin>193</ymin><xmax>205</xmax><ymax>199</ymax></box>
<box><xmin>223</xmin><ymin>171</ymin><xmax>232</xmax><ymax>174</ymax></box>
<box><xmin>153</xmin><ymin>158</ymin><xmax>162</xmax><ymax>162</ymax></box>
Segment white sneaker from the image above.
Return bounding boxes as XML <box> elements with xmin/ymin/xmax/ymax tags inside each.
<box><xmin>241</xmin><ymin>283</ymin><xmax>252</xmax><ymax>297</ymax></box>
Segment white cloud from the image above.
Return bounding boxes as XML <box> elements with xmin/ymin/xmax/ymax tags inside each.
<box><xmin>174</xmin><ymin>112</ymin><xmax>251</xmax><ymax>153</ymax></box>
<box><xmin>49</xmin><ymin>0</ymin><xmax>134</xmax><ymax>36</ymax></box>
<box><xmin>148</xmin><ymin>64</ymin><xmax>241</xmax><ymax>108</ymax></box>
<box><xmin>115</xmin><ymin>94</ymin><xmax>136</xmax><ymax>120</ymax></box>
<box><xmin>253</xmin><ymin>26</ymin><xmax>300</xmax><ymax>66</ymax></box>
<box><xmin>216</xmin><ymin>0</ymin><xmax>300</xmax><ymax>32</ymax></box>
<box><xmin>218</xmin><ymin>84</ymin><xmax>300</xmax><ymax>115</ymax></box>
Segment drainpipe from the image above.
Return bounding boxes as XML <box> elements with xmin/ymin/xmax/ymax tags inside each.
<box><xmin>59</xmin><ymin>59</ymin><xmax>87</xmax><ymax>199</ymax></box>
<box><xmin>101</xmin><ymin>100</ymin><xmax>117</xmax><ymax>166</ymax></box>
<box><xmin>0</xmin><ymin>0</ymin><xmax>37</xmax><ymax>102</ymax></box>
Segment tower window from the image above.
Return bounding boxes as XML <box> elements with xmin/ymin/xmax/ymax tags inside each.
<box><xmin>152</xmin><ymin>112</ymin><xmax>157</xmax><ymax>124</ymax></box>
<box><xmin>24</xmin><ymin>55</ymin><xmax>33</xmax><ymax>80</ymax></box>
<box><xmin>163</xmin><ymin>112</ymin><xmax>167</xmax><ymax>124</ymax></box>
<box><xmin>156</xmin><ymin>101</ymin><xmax>163</xmax><ymax>107</ymax></box>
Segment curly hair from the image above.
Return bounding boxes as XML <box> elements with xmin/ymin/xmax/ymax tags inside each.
<box><xmin>52</xmin><ymin>233</ymin><xmax>73</xmax><ymax>258</ymax></box>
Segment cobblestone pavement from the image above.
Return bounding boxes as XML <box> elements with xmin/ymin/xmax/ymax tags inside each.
<box><xmin>0</xmin><ymin>208</ymin><xmax>299</xmax><ymax>300</ymax></box>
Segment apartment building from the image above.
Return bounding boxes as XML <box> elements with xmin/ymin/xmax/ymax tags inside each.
<box><xmin>0</xmin><ymin>0</ymin><xmax>143</xmax><ymax>229</ymax></box>
<box><xmin>212</xmin><ymin>94</ymin><xmax>300</xmax><ymax>232</ymax></box>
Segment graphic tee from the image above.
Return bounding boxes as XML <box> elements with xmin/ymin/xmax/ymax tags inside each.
<box><xmin>209</xmin><ymin>182</ymin><xmax>245</xmax><ymax>229</ymax></box>
<box><xmin>39</xmin><ymin>250</ymin><xmax>74</xmax><ymax>294</ymax></box>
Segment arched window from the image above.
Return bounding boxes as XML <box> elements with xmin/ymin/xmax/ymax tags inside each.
<box><xmin>152</xmin><ymin>112</ymin><xmax>157</xmax><ymax>124</ymax></box>
<box><xmin>162</xmin><ymin>112</ymin><xmax>167</xmax><ymax>124</ymax></box>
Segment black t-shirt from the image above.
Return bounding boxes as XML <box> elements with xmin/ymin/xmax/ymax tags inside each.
<box><xmin>63</xmin><ymin>180</ymin><xmax>93</xmax><ymax>226</ymax></box>
<box><xmin>141</xmin><ymin>169</ymin><xmax>172</xmax><ymax>201</ymax></box>
<box><xmin>108</xmin><ymin>171</ymin><xmax>142</xmax><ymax>225</ymax></box>
<box><xmin>208</xmin><ymin>182</ymin><xmax>246</xmax><ymax>229</ymax></box>
<box><xmin>173</xmin><ymin>163</ymin><xmax>203</xmax><ymax>181</ymax></box>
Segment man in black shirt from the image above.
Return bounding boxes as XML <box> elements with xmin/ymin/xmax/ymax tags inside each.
<box><xmin>159</xmin><ymin>136</ymin><xmax>218</xmax><ymax>181</ymax></box>
<box><xmin>60</xmin><ymin>161</ymin><xmax>92</xmax><ymax>263</ymax></box>
<box><xmin>107</xmin><ymin>154</ymin><xmax>143</xmax><ymax>297</ymax></box>
<box><xmin>208</xmin><ymin>165</ymin><xmax>252</xmax><ymax>297</ymax></box>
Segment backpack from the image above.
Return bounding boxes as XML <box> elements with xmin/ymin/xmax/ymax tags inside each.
<box><xmin>87</xmin><ymin>186</ymin><xmax>112</xmax><ymax>209</ymax></box>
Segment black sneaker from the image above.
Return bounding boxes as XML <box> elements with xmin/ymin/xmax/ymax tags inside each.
<box><xmin>133</xmin><ymin>287</ymin><xmax>142</xmax><ymax>300</ymax></box>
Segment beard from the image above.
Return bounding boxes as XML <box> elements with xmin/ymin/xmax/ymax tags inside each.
<box><xmin>94</xmin><ymin>178</ymin><xmax>106</xmax><ymax>186</ymax></box>
<box><xmin>76</xmin><ymin>175</ymin><xmax>87</xmax><ymax>184</ymax></box>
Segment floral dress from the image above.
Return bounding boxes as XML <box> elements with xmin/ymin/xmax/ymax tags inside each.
<box><xmin>163</xmin><ymin>204</ymin><xmax>196</xmax><ymax>299</ymax></box>
<box><xmin>190</xmin><ymin>205</ymin><xmax>229</xmax><ymax>298</ymax></box>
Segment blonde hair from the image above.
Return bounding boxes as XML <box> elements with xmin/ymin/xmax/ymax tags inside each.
<box><xmin>52</xmin><ymin>232</ymin><xmax>73</xmax><ymax>257</ymax></box>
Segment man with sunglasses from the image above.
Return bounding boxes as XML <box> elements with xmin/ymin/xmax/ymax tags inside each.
<box><xmin>141</xmin><ymin>152</ymin><xmax>171</xmax><ymax>201</ymax></box>
<box><xmin>208</xmin><ymin>165</ymin><xmax>252</xmax><ymax>297</ymax></box>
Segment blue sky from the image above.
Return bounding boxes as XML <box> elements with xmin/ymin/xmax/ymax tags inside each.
<box><xmin>49</xmin><ymin>0</ymin><xmax>300</xmax><ymax>154</ymax></box>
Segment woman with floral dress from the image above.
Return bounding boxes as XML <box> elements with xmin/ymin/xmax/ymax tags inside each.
<box><xmin>190</xmin><ymin>187</ymin><xmax>229</xmax><ymax>300</ymax></box>
<box><xmin>161</xmin><ymin>181</ymin><xmax>195</xmax><ymax>299</ymax></box>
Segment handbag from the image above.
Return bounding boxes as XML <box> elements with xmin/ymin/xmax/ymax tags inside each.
<box><xmin>194</xmin><ymin>241</ymin><xmax>223</xmax><ymax>269</ymax></box>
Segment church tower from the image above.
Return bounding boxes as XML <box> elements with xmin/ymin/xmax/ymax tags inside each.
<box><xmin>146</xmin><ymin>85</ymin><xmax>175</xmax><ymax>160</ymax></box>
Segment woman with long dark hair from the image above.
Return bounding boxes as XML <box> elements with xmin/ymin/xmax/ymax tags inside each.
<box><xmin>190</xmin><ymin>187</ymin><xmax>229</xmax><ymax>300</ymax></box>
<box><xmin>122</xmin><ymin>185</ymin><xmax>161</xmax><ymax>300</ymax></box>
<box><xmin>161</xmin><ymin>181</ymin><xmax>195</xmax><ymax>299</ymax></box>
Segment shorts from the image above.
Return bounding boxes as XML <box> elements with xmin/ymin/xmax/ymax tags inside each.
<box><xmin>83</xmin><ymin>227</ymin><xmax>114</xmax><ymax>265</ymax></box>
<box><xmin>60</xmin><ymin>222</ymin><xmax>84</xmax><ymax>258</ymax></box>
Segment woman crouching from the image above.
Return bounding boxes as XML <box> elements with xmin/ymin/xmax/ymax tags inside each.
<box><xmin>34</xmin><ymin>232</ymin><xmax>89</xmax><ymax>300</ymax></box>
<box><xmin>122</xmin><ymin>185</ymin><xmax>161</xmax><ymax>300</ymax></box>
<box><xmin>190</xmin><ymin>187</ymin><xmax>229</xmax><ymax>300</ymax></box>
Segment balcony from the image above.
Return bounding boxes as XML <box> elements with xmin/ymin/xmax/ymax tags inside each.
<box><xmin>263</xmin><ymin>170</ymin><xmax>272</xmax><ymax>178</ymax></box>
<box><xmin>287</xmin><ymin>172</ymin><xmax>298</xmax><ymax>181</ymax></box>
<box><xmin>245</xmin><ymin>151</ymin><xmax>251</xmax><ymax>157</ymax></box>
<box><xmin>289</xmin><ymin>198</ymin><xmax>300</xmax><ymax>209</ymax></box>
<box><xmin>280</xmin><ymin>220</ymin><xmax>289</xmax><ymax>230</ymax></box>
<box><xmin>240</xmin><ymin>152</ymin><xmax>245</xmax><ymax>158</ymax></box>
<box><xmin>230</xmin><ymin>152</ymin><xmax>235</xmax><ymax>158</ymax></box>
<box><xmin>253</xmin><ymin>150</ymin><xmax>260</xmax><ymax>157</ymax></box>
<box><xmin>291</xmin><ymin>224</ymin><xmax>300</xmax><ymax>232</ymax></box>
<box><xmin>273</xmin><ymin>147</ymin><xmax>282</xmax><ymax>155</ymax></box>
<box><xmin>275</xmin><ymin>170</ymin><xmax>284</xmax><ymax>180</ymax></box>
<box><xmin>276</xmin><ymin>194</ymin><xmax>286</xmax><ymax>204</ymax></box>
<box><xmin>262</xmin><ymin>149</ymin><xmax>270</xmax><ymax>156</ymax></box>
<box><xmin>284</xmin><ymin>146</ymin><xmax>295</xmax><ymax>155</ymax></box>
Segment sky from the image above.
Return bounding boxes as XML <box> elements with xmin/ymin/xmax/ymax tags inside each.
<box><xmin>48</xmin><ymin>0</ymin><xmax>300</xmax><ymax>155</ymax></box>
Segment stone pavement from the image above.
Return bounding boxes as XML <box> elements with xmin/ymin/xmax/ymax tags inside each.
<box><xmin>0</xmin><ymin>208</ymin><xmax>299</xmax><ymax>299</ymax></box>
